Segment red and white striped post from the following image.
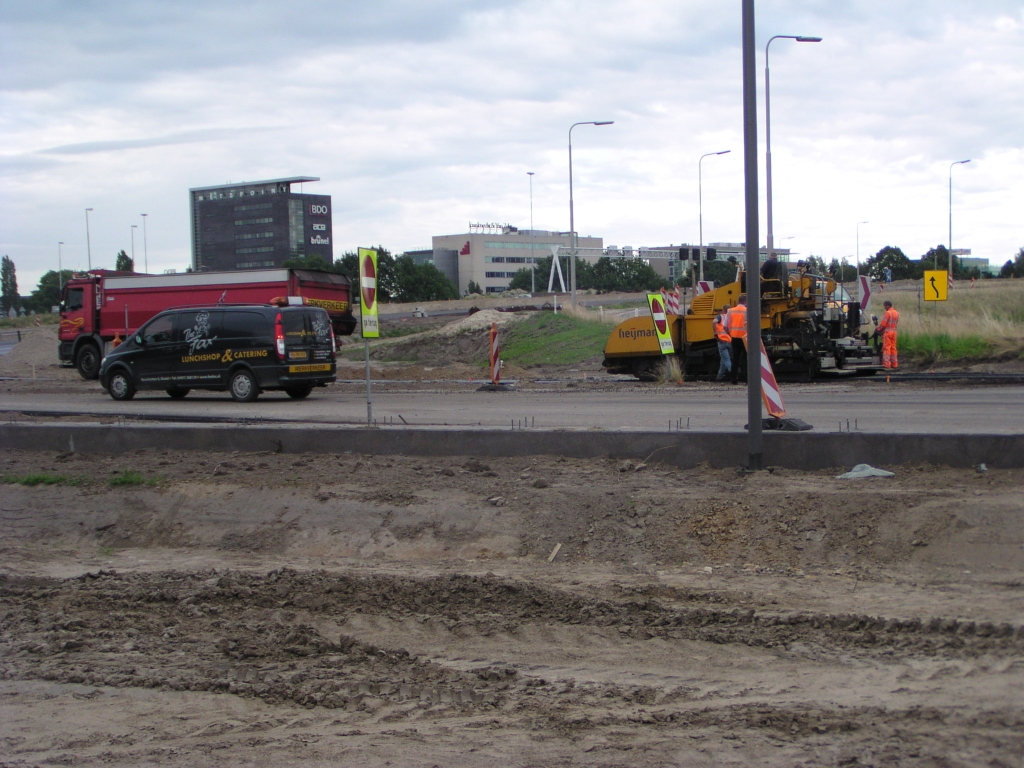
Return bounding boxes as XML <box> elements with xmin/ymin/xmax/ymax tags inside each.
<box><xmin>489</xmin><ymin>322</ymin><xmax>501</xmax><ymax>385</ymax></box>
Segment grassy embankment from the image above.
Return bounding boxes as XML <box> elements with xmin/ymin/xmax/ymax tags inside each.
<box><xmin>0</xmin><ymin>313</ymin><xmax>58</xmax><ymax>330</ymax></box>
<box><xmin>500</xmin><ymin>306</ymin><xmax>616</xmax><ymax>366</ymax></box>
<box><xmin>893</xmin><ymin>281</ymin><xmax>1024</xmax><ymax>364</ymax></box>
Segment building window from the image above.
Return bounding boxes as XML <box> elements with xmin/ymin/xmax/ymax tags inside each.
<box><xmin>235</xmin><ymin>217</ymin><xmax>274</xmax><ymax>226</ymax></box>
<box><xmin>234</xmin><ymin>231</ymin><xmax>275</xmax><ymax>240</ymax></box>
<box><xmin>485</xmin><ymin>286</ymin><xmax>507</xmax><ymax>293</ymax></box>
<box><xmin>234</xmin><ymin>202</ymin><xmax>274</xmax><ymax>212</ymax></box>
<box><xmin>484</xmin><ymin>241</ymin><xmax>563</xmax><ymax>250</ymax></box>
<box><xmin>236</xmin><ymin>260</ymin><xmax>276</xmax><ymax>269</ymax></box>
<box><xmin>235</xmin><ymin>246</ymin><xmax>275</xmax><ymax>254</ymax></box>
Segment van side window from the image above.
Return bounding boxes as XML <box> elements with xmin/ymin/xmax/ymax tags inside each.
<box><xmin>141</xmin><ymin>314</ymin><xmax>174</xmax><ymax>344</ymax></box>
<box><xmin>221</xmin><ymin>312</ymin><xmax>269</xmax><ymax>340</ymax></box>
<box><xmin>65</xmin><ymin>288</ymin><xmax>84</xmax><ymax>312</ymax></box>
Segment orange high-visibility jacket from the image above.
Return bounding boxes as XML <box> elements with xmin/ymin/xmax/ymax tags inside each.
<box><xmin>725</xmin><ymin>305</ymin><xmax>747</xmax><ymax>339</ymax></box>
<box><xmin>713</xmin><ymin>314</ymin><xmax>731</xmax><ymax>343</ymax></box>
<box><xmin>878</xmin><ymin>308</ymin><xmax>899</xmax><ymax>333</ymax></box>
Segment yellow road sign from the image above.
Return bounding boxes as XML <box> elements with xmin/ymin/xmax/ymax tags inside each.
<box><xmin>923</xmin><ymin>270</ymin><xmax>948</xmax><ymax>301</ymax></box>
<box><xmin>645</xmin><ymin>293</ymin><xmax>675</xmax><ymax>355</ymax></box>
<box><xmin>358</xmin><ymin>248</ymin><xmax>380</xmax><ymax>337</ymax></box>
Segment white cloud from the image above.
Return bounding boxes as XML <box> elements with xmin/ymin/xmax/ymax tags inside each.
<box><xmin>1</xmin><ymin>0</ymin><xmax>1022</xmax><ymax>292</ymax></box>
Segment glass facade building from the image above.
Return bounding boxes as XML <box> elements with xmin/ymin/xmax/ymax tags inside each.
<box><xmin>189</xmin><ymin>177</ymin><xmax>333</xmax><ymax>271</ymax></box>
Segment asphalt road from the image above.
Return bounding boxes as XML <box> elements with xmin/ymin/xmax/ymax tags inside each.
<box><xmin>3</xmin><ymin>384</ymin><xmax>1023</xmax><ymax>434</ymax></box>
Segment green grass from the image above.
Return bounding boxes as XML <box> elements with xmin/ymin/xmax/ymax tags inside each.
<box><xmin>110</xmin><ymin>468</ymin><xmax>159</xmax><ymax>487</ymax></box>
<box><xmin>2</xmin><ymin>473</ymin><xmax>86</xmax><ymax>486</ymax></box>
<box><xmin>501</xmin><ymin>312</ymin><xmax>612</xmax><ymax>366</ymax></box>
<box><xmin>0</xmin><ymin>314</ymin><xmax>59</xmax><ymax>329</ymax></box>
<box><xmin>899</xmin><ymin>333</ymin><xmax>994</xmax><ymax>363</ymax></box>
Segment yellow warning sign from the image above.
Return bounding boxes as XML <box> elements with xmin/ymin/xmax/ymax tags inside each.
<box><xmin>923</xmin><ymin>270</ymin><xmax>948</xmax><ymax>302</ymax></box>
<box><xmin>645</xmin><ymin>293</ymin><xmax>675</xmax><ymax>355</ymax></box>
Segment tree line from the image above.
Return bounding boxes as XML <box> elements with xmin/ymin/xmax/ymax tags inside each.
<box><xmin>861</xmin><ymin>245</ymin><xmax>1024</xmax><ymax>282</ymax></box>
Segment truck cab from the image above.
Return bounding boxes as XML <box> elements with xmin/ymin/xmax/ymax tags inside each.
<box><xmin>59</xmin><ymin>275</ymin><xmax>103</xmax><ymax>379</ymax></box>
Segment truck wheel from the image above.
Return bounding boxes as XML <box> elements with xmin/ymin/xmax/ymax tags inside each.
<box><xmin>166</xmin><ymin>388</ymin><xmax>190</xmax><ymax>399</ymax></box>
<box><xmin>108</xmin><ymin>371</ymin><xmax>136</xmax><ymax>401</ymax></box>
<box><xmin>76</xmin><ymin>343</ymin><xmax>101</xmax><ymax>380</ymax></box>
<box><xmin>229</xmin><ymin>370</ymin><xmax>260</xmax><ymax>402</ymax></box>
<box><xmin>285</xmin><ymin>385</ymin><xmax>313</xmax><ymax>400</ymax></box>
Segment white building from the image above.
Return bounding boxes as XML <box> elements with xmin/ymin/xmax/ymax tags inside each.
<box><xmin>432</xmin><ymin>224</ymin><xmax>603</xmax><ymax>295</ymax></box>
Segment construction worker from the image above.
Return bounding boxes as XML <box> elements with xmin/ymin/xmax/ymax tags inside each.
<box><xmin>877</xmin><ymin>300</ymin><xmax>900</xmax><ymax>369</ymax></box>
<box><xmin>714</xmin><ymin>311</ymin><xmax>732</xmax><ymax>381</ymax></box>
<box><xmin>725</xmin><ymin>294</ymin><xmax>748</xmax><ymax>384</ymax></box>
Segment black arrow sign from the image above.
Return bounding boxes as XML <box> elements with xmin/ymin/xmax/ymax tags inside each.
<box><xmin>929</xmin><ymin>275</ymin><xmax>939</xmax><ymax>298</ymax></box>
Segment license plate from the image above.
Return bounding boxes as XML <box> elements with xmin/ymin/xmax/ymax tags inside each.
<box><xmin>288</xmin><ymin>363</ymin><xmax>331</xmax><ymax>373</ymax></box>
<box><xmin>288</xmin><ymin>351</ymin><xmax>309</xmax><ymax>360</ymax></box>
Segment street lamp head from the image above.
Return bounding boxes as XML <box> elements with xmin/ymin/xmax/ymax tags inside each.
<box><xmin>85</xmin><ymin>207</ymin><xmax>93</xmax><ymax>212</ymax></box>
<box><xmin>956</xmin><ymin>159</ymin><xmax>971</xmax><ymax>165</ymax></box>
<box><xmin>796</xmin><ymin>36</ymin><xmax>822</xmax><ymax>42</ymax></box>
<box><xmin>593</xmin><ymin>121</ymin><xmax>614</xmax><ymax>126</ymax></box>
<box><xmin>527</xmin><ymin>171</ymin><xmax>534</xmax><ymax>176</ymax></box>
<box><xmin>716</xmin><ymin>150</ymin><xmax>731</xmax><ymax>156</ymax></box>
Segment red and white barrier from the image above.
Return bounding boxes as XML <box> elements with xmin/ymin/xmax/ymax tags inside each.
<box><xmin>744</xmin><ymin>338</ymin><xmax>786</xmax><ymax>419</ymax></box>
<box><xmin>661</xmin><ymin>287</ymin><xmax>681</xmax><ymax>315</ymax></box>
<box><xmin>489</xmin><ymin>322</ymin><xmax>501</xmax><ymax>385</ymax></box>
<box><xmin>695</xmin><ymin>281</ymin><xmax>713</xmax><ymax>295</ymax></box>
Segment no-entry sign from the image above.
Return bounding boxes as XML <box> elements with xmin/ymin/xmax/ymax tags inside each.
<box><xmin>358</xmin><ymin>248</ymin><xmax>379</xmax><ymax>338</ymax></box>
<box><xmin>646</xmin><ymin>293</ymin><xmax>675</xmax><ymax>355</ymax></box>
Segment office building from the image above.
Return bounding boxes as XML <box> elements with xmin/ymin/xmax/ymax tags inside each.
<box><xmin>432</xmin><ymin>224</ymin><xmax>602</xmax><ymax>295</ymax></box>
<box><xmin>189</xmin><ymin>177</ymin><xmax>333</xmax><ymax>271</ymax></box>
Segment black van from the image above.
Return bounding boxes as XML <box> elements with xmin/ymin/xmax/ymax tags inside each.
<box><xmin>98</xmin><ymin>304</ymin><xmax>336</xmax><ymax>402</ymax></box>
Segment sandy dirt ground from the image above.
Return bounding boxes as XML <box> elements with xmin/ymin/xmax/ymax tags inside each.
<box><xmin>2</xmin><ymin>448</ymin><xmax>1023</xmax><ymax>767</ymax></box>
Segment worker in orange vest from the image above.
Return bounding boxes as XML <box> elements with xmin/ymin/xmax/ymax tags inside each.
<box><xmin>877</xmin><ymin>300</ymin><xmax>900</xmax><ymax>369</ymax></box>
<box><xmin>713</xmin><ymin>311</ymin><xmax>732</xmax><ymax>381</ymax></box>
<box><xmin>725</xmin><ymin>295</ymin><xmax>748</xmax><ymax>384</ymax></box>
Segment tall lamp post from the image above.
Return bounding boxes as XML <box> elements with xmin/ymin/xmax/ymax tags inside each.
<box><xmin>698</xmin><ymin>150</ymin><xmax>731</xmax><ymax>282</ymax></box>
<box><xmin>569</xmin><ymin>120</ymin><xmax>613</xmax><ymax>307</ymax></box>
<box><xmin>856</xmin><ymin>221</ymin><xmax>868</xmax><ymax>277</ymax></box>
<box><xmin>84</xmin><ymin>208</ymin><xmax>94</xmax><ymax>270</ymax></box>
<box><xmin>948</xmin><ymin>159</ymin><xmax>970</xmax><ymax>275</ymax></box>
<box><xmin>130</xmin><ymin>225</ymin><xmax>138</xmax><ymax>270</ymax></box>
<box><xmin>527</xmin><ymin>172</ymin><xmax>536</xmax><ymax>295</ymax></box>
<box><xmin>58</xmin><ymin>242</ymin><xmax>64</xmax><ymax>297</ymax></box>
<box><xmin>765</xmin><ymin>34</ymin><xmax>821</xmax><ymax>260</ymax></box>
<box><xmin>140</xmin><ymin>213</ymin><xmax>149</xmax><ymax>273</ymax></box>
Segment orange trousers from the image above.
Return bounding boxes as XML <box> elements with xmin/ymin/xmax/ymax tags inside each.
<box><xmin>882</xmin><ymin>330</ymin><xmax>898</xmax><ymax>369</ymax></box>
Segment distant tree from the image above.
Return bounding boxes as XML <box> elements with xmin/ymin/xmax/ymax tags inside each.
<box><xmin>333</xmin><ymin>246</ymin><xmax>398</xmax><ymax>301</ymax></box>
<box><xmin>391</xmin><ymin>255</ymin><xmax>459</xmax><ymax>302</ymax></box>
<box><xmin>702</xmin><ymin>259</ymin><xmax>739</xmax><ymax>287</ymax></box>
<box><xmin>863</xmin><ymin>246</ymin><xmax>916</xmax><ymax>281</ymax></box>
<box><xmin>466</xmin><ymin>280</ymin><xmax>483</xmax><ymax>295</ymax></box>
<box><xmin>282</xmin><ymin>254</ymin><xmax>332</xmax><ymax>272</ymax></box>
<box><xmin>802</xmin><ymin>256</ymin><xmax>828</xmax><ymax>275</ymax></box>
<box><xmin>115</xmin><ymin>250</ymin><xmax>134</xmax><ymax>272</ymax></box>
<box><xmin>920</xmin><ymin>245</ymin><xmax>951</xmax><ymax>273</ymax></box>
<box><xmin>1</xmin><ymin>256</ymin><xmax>19</xmax><ymax>314</ymax></box>
<box><xmin>24</xmin><ymin>270</ymin><xmax>74</xmax><ymax>313</ymax></box>
<box><xmin>826</xmin><ymin>258</ymin><xmax>858</xmax><ymax>283</ymax></box>
<box><xmin>1013</xmin><ymin>247</ymin><xmax>1024</xmax><ymax>278</ymax></box>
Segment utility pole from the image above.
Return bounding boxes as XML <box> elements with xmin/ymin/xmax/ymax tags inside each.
<box><xmin>742</xmin><ymin>0</ymin><xmax>762</xmax><ymax>470</ymax></box>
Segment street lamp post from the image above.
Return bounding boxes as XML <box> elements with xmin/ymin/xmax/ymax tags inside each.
<box><xmin>948</xmin><ymin>159</ymin><xmax>970</xmax><ymax>275</ymax></box>
<box><xmin>698</xmin><ymin>150</ymin><xmax>731</xmax><ymax>283</ymax></box>
<box><xmin>569</xmin><ymin>120</ymin><xmax>613</xmax><ymax>308</ymax></box>
<box><xmin>58</xmin><ymin>242</ymin><xmax>64</xmax><ymax>297</ymax></box>
<box><xmin>84</xmin><ymin>208</ymin><xmax>94</xmax><ymax>270</ymax></box>
<box><xmin>131</xmin><ymin>225</ymin><xmax>138</xmax><ymax>270</ymax></box>
<box><xmin>141</xmin><ymin>213</ymin><xmax>148</xmax><ymax>273</ymax></box>
<box><xmin>527</xmin><ymin>172</ymin><xmax>536</xmax><ymax>294</ymax></box>
<box><xmin>765</xmin><ymin>34</ymin><xmax>821</xmax><ymax>260</ymax></box>
<box><xmin>856</xmin><ymin>221</ymin><xmax>868</xmax><ymax>278</ymax></box>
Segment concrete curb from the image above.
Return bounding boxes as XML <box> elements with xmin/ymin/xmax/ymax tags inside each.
<box><xmin>1</xmin><ymin>423</ymin><xmax>1020</xmax><ymax>470</ymax></box>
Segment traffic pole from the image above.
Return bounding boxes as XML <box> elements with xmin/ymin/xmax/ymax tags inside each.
<box><xmin>742</xmin><ymin>0</ymin><xmax>763</xmax><ymax>470</ymax></box>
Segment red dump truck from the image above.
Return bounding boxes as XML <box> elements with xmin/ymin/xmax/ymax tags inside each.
<box><xmin>59</xmin><ymin>268</ymin><xmax>357</xmax><ymax>379</ymax></box>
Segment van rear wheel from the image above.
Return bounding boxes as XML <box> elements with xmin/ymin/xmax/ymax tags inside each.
<box><xmin>229</xmin><ymin>370</ymin><xmax>259</xmax><ymax>402</ymax></box>
<box><xmin>285</xmin><ymin>385</ymin><xmax>313</xmax><ymax>400</ymax></box>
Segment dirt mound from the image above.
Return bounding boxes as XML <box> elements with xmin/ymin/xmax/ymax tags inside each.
<box><xmin>435</xmin><ymin>309</ymin><xmax>528</xmax><ymax>337</ymax></box>
<box><xmin>0</xmin><ymin>325</ymin><xmax>78</xmax><ymax>381</ymax></box>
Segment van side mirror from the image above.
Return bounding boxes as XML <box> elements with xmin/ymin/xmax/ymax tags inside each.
<box><xmin>135</xmin><ymin>335</ymin><xmax>143</xmax><ymax>345</ymax></box>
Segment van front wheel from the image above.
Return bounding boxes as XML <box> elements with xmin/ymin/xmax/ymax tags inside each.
<box><xmin>108</xmin><ymin>371</ymin><xmax>136</xmax><ymax>401</ymax></box>
<box><xmin>229</xmin><ymin>370</ymin><xmax>259</xmax><ymax>402</ymax></box>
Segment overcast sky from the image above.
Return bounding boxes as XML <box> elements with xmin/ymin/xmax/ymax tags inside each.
<box><xmin>2</xmin><ymin>1</ymin><xmax>1022</xmax><ymax>291</ymax></box>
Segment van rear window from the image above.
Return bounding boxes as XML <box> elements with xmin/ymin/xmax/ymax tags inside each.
<box><xmin>221</xmin><ymin>312</ymin><xmax>269</xmax><ymax>340</ymax></box>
